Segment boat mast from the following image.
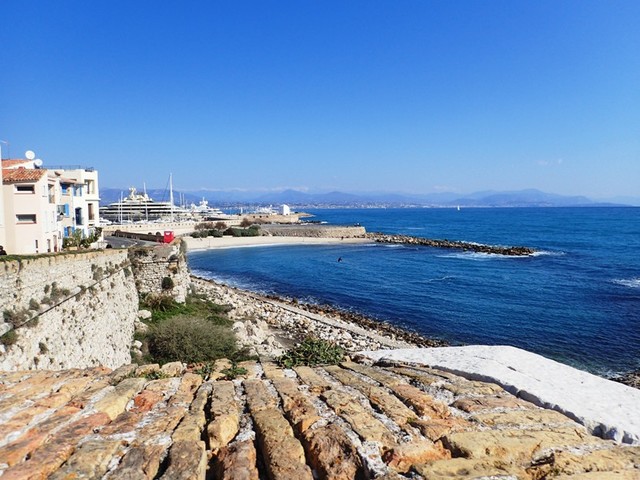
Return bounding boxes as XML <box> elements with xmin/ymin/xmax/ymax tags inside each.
<box><xmin>143</xmin><ymin>182</ymin><xmax>149</xmax><ymax>222</ymax></box>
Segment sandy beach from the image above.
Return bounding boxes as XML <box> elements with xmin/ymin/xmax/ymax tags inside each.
<box><xmin>183</xmin><ymin>235</ymin><xmax>371</xmax><ymax>251</ymax></box>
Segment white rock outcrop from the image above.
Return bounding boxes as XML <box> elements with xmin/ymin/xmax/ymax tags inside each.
<box><xmin>362</xmin><ymin>345</ymin><xmax>640</xmax><ymax>445</ymax></box>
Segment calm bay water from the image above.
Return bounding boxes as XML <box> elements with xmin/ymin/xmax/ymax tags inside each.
<box><xmin>188</xmin><ymin>207</ymin><xmax>640</xmax><ymax>376</ymax></box>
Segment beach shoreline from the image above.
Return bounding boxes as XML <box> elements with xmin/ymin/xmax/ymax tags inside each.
<box><xmin>184</xmin><ymin>235</ymin><xmax>370</xmax><ymax>251</ymax></box>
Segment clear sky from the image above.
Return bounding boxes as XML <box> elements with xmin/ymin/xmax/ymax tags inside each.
<box><xmin>1</xmin><ymin>1</ymin><xmax>639</xmax><ymax>198</ymax></box>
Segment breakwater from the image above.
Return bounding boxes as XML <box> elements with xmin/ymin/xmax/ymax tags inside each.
<box><xmin>367</xmin><ymin>232</ymin><xmax>536</xmax><ymax>256</ymax></box>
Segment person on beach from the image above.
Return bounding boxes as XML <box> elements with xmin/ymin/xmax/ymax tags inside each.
<box><xmin>0</xmin><ymin>246</ymin><xmax>6</xmax><ymax>256</ymax></box>
<box><xmin>337</xmin><ymin>257</ymin><xmax>342</xmax><ymax>262</ymax></box>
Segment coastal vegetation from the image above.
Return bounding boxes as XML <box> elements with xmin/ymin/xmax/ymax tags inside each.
<box><xmin>136</xmin><ymin>292</ymin><xmax>249</xmax><ymax>365</ymax></box>
<box><xmin>278</xmin><ymin>336</ymin><xmax>345</xmax><ymax>368</ymax></box>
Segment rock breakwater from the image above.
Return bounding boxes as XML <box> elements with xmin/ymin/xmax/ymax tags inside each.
<box><xmin>367</xmin><ymin>232</ymin><xmax>536</xmax><ymax>256</ymax></box>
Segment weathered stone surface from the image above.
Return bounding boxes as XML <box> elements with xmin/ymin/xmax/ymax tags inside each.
<box><xmin>325</xmin><ymin>365</ymin><xmax>416</xmax><ymax>429</ymax></box>
<box><xmin>160</xmin><ymin>361</ymin><xmax>185</xmax><ymax>377</ymax></box>
<box><xmin>390</xmin><ymin>383</ymin><xmax>450</xmax><ymax>419</ymax></box>
<box><xmin>413</xmin><ymin>457</ymin><xmax>526</xmax><ymax>479</ymax></box>
<box><xmin>134</xmin><ymin>364</ymin><xmax>160</xmax><ymax>377</ymax></box>
<box><xmin>341</xmin><ymin>361</ymin><xmax>403</xmax><ymax>387</ymax></box>
<box><xmin>539</xmin><ymin>446</ymin><xmax>640</xmax><ymax>477</ymax></box>
<box><xmin>472</xmin><ymin>408</ymin><xmax>575</xmax><ymax>427</ymax></box>
<box><xmin>215</xmin><ymin>440</ymin><xmax>259</xmax><ymax>480</ymax></box>
<box><xmin>252</xmin><ymin>408</ymin><xmax>313</xmax><ymax>480</ymax></box>
<box><xmin>409</xmin><ymin>417</ymin><xmax>471</xmax><ymax>441</ymax></box>
<box><xmin>131</xmin><ymin>389</ymin><xmax>164</xmax><ymax>413</ymax></box>
<box><xmin>106</xmin><ymin>444</ymin><xmax>167</xmax><ymax>480</ymax></box>
<box><xmin>295</xmin><ymin>366</ymin><xmax>333</xmax><ymax>392</ymax></box>
<box><xmin>553</xmin><ymin>471</ymin><xmax>640</xmax><ymax>479</ymax></box>
<box><xmin>261</xmin><ymin>361</ymin><xmax>286</xmax><ymax>380</ymax></box>
<box><xmin>452</xmin><ymin>393</ymin><xmax>534</xmax><ymax>413</ymax></box>
<box><xmin>442</xmin><ymin>427</ymin><xmax>606</xmax><ymax>464</ymax></box>
<box><xmin>1</xmin><ymin>412</ymin><xmax>111</xmax><ymax>480</ymax></box>
<box><xmin>302</xmin><ymin>423</ymin><xmax>364</xmax><ymax>480</ymax></box>
<box><xmin>322</xmin><ymin>389</ymin><xmax>396</xmax><ymax>447</ymax></box>
<box><xmin>94</xmin><ymin>377</ymin><xmax>147</xmax><ymax>420</ymax></box>
<box><xmin>383</xmin><ymin>440</ymin><xmax>450</xmax><ymax>473</ymax></box>
<box><xmin>172</xmin><ymin>382</ymin><xmax>211</xmax><ymax>443</ymax></box>
<box><xmin>363</xmin><ymin>346</ymin><xmax>640</xmax><ymax>444</ymax></box>
<box><xmin>244</xmin><ymin>379</ymin><xmax>279</xmax><ymax>412</ymax></box>
<box><xmin>159</xmin><ymin>440</ymin><xmax>207</xmax><ymax>480</ymax></box>
<box><xmin>271</xmin><ymin>377</ymin><xmax>320</xmax><ymax>433</ymax></box>
<box><xmin>49</xmin><ymin>439</ymin><xmax>123</xmax><ymax>480</ymax></box>
<box><xmin>208</xmin><ymin>381</ymin><xmax>240</xmax><ymax>453</ymax></box>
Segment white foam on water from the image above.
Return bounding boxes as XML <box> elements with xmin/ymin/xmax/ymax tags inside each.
<box><xmin>531</xmin><ymin>249</ymin><xmax>566</xmax><ymax>257</ymax></box>
<box><xmin>612</xmin><ymin>278</ymin><xmax>640</xmax><ymax>289</ymax></box>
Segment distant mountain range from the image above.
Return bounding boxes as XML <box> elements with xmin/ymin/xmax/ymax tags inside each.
<box><xmin>99</xmin><ymin>187</ymin><xmax>637</xmax><ymax>208</ymax></box>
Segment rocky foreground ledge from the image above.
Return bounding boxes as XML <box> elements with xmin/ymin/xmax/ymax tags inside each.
<box><xmin>367</xmin><ymin>232</ymin><xmax>536</xmax><ymax>256</ymax></box>
<box><xmin>1</xmin><ymin>358</ymin><xmax>639</xmax><ymax>479</ymax></box>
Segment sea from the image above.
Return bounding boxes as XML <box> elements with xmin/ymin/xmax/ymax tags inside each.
<box><xmin>188</xmin><ymin>207</ymin><xmax>640</xmax><ymax>377</ymax></box>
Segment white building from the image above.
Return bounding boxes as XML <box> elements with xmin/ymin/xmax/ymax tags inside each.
<box><xmin>2</xmin><ymin>160</ymin><xmax>62</xmax><ymax>254</ymax></box>
<box><xmin>51</xmin><ymin>168</ymin><xmax>100</xmax><ymax>238</ymax></box>
<box><xmin>1</xmin><ymin>158</ymin><xmax>101</xmax><ymax>255</ymax></box>
<box><xmin>279</xmin><ymin>204</ymin><xmax>291</xmax><ymax>215</ymax></box>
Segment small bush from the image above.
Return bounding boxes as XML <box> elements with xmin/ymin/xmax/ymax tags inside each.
<box><xmin>148</xmin><ymin>315</ymin><xmax>237</xmax><ymax>364</ymax></box>
<box><xmin>28</xmin><ymin>298</ymin><xmax>40</xmax><ymax>311</ymax></box>
<box><xmin>278</xmin><ymin>337</ymin><xmax>345</xmax><ymax>368</ymax></box>
<box><xmin>239</xmin><ymin>217</ymin><xmax>253</xmax><ymax>228</ymax></box>
<box><xmin>39</xmin><ymin>342</ymin><xmax>48</xmax><ymax>354</ymax></box>
<box><xmin>161</xmin><ymin>276</ymin><xmax>175</xmax><ymax>290</ymax></box>
<box><xmin>0</xmin><ymin>329</ymin><xmax>17</xmax><ymax>346</ymax></box>
<box><xmin>143</xmin><ymin>294</ymin><xmax>177</xmax><ymax>313</ymax></box>
<box><xmin>3</xmin><ymin>308</ymin><xmax>30</xmax><ymax>327</ymax></box>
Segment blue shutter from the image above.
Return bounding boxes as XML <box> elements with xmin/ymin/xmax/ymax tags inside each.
<box><xmin>64</xmin><ymin>204</ymin><xmax>70</xmax><ymax>216</ymax></box>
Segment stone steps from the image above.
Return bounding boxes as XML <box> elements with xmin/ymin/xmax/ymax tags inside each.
<box><xmin>0</xmin><ymin>358</ymin><xmax>638</xmax><ymax>479</ymax></box>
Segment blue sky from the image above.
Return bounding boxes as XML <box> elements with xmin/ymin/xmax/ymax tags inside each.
<box><xmin>1</xmin><ymin>1</ymin><xmax>639</xmax><ymax>198</ymax></box>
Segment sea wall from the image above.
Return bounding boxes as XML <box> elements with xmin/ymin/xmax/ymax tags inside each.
<box><xmin>129</xmin><ymin>240</ymin><xmax>191</xmax><ymax>303</ymax></box>
<box><xmin>260</xmin><ymin>224</ymin><xmax>366</xmax><ymax>238</ymax></box>
<box><xmin>0</xmin><ymin>250</ymin><xmax>138</xmax><ymax>370</ymax></box>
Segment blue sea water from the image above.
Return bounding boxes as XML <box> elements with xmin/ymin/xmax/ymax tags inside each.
<box><xmin>188</xmin><ymin>207</ymin><xmax>640</xmax><ymax>376</ymax></box>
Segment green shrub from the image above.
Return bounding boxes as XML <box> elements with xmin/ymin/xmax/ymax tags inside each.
<box><xmin>148</xmin><ymin>315</ymin><xmax>237</xmax><ymax>364</ymax></box>
<box><xmin>225</xmin><ymin>226</ymin><xmax>260</xmax><ymax>237</ymax></box>
<box><xmin>0</xmin><ymin>329</ymin><xmax>17</xmax><ymax>346</ymax></box>
<box><xmin>161</xmin><ymin>276</ymin><xmax>175</xmax><ymax>290</ymax></box>
<box><xmin>278</xmin><ymin>337</ymin><xmax>345</xmax><ymax>368</ymax></box>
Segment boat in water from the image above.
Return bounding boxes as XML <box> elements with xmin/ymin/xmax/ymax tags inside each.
<box><xmin>99</xmin><ymin>187</ymin><xmax>189</xmax><ymax>223</ymax></box>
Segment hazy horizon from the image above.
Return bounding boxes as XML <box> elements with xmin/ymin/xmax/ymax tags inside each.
<box><xmin>1</xmin><ymin>1</ymin><xmax>639</xmax><ymax>198</ymax></box>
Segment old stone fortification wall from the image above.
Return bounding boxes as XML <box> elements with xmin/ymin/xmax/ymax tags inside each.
<box><xmin>0</xmin><ymin>250</ymin><xmax>138</xmax><ymax>370</ymax></box>
<box><xmin>129</xmin><ymin>240</ymin><xmax>190</xmax><ymax>303</ymax></box>
<box><xmin>260</xmin><ymin>224</ymin><xmax>366</xmax><ymax>238</ymax></box>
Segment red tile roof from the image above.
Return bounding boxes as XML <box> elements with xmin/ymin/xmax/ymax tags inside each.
<box><xmin>1</xmin><ymin>159</ymin><xmax>32</xmax><ymax>168</ymax></box>
<box><xmin>2</xmin><ymin>167</ymin><xmax>47</xmax><ymax>183</ymax></box>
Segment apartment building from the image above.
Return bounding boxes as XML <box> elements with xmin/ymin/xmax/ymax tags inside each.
<box><xmin>1</xmin><ymin>159</ymin><xmax>101</xmax><ymax>255</ymax></box>
<box><xmin>2</xmin><ymin>160</ymin><xmax>62</xmax><ymax>254</ymax></box>
<box><xmin>52</xmin><ymin>168</ymin><xmax>100</xmax><ymax>238</ymax></box>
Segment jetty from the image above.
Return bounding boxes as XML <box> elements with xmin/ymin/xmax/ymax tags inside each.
<box><xmin>367</xmin><ymin>232</ymin><xmax>536</xmax><ymax>256</ymax></box>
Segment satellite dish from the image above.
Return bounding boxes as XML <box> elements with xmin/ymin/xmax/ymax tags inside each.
<box><xmin>25</xmin><ymin>150</ymin><xmax>35</xmax><ymax>160</ymax></box>
<box><xmin>34</xmin><ymin>159</ymin><xmax>43</xmax><ymax>167</ymax></box>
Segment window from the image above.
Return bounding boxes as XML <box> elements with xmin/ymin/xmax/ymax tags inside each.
<box><xmin>17</xmin><ymin>214</ymin><xmax>37</xmax><ymax>223</ymax></box>
<box><xmin>75</xmin><ymin>186</ymin><xmax>83</xmax><ymax>196</ymax></box>
<box><xmin>88</xmin><ymin>203</ymin><xmax>95</xmax><ymax>220</ymax></box>
<box><xmin>16</xmin><ymin>185</ymin><xmax>35</xmax><ymax>193</ymax></box>
<box><xmin>61</xmin><ymin>183</ymin><xmax>70</xmax><ymax>194</ymax></box>
<box><xmin>48</xmin><ymin>184</ymin><xmax>55</xmax><ymax>203</ymax></box>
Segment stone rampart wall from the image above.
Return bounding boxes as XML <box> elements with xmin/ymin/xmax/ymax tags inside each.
<box><xmin>0</xmin><ymin>250</ymin><xmax>138</xmax><ymax>370</ymax></box>
<box><xmin>129</xmin><ymin>241</ymin><xmax>191</xmax><ymax>303</ymax></box>
<box><xmin>260</xmin><ymin>225</ymin><xmax>366</xmax><ymax>238</ymax></box>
